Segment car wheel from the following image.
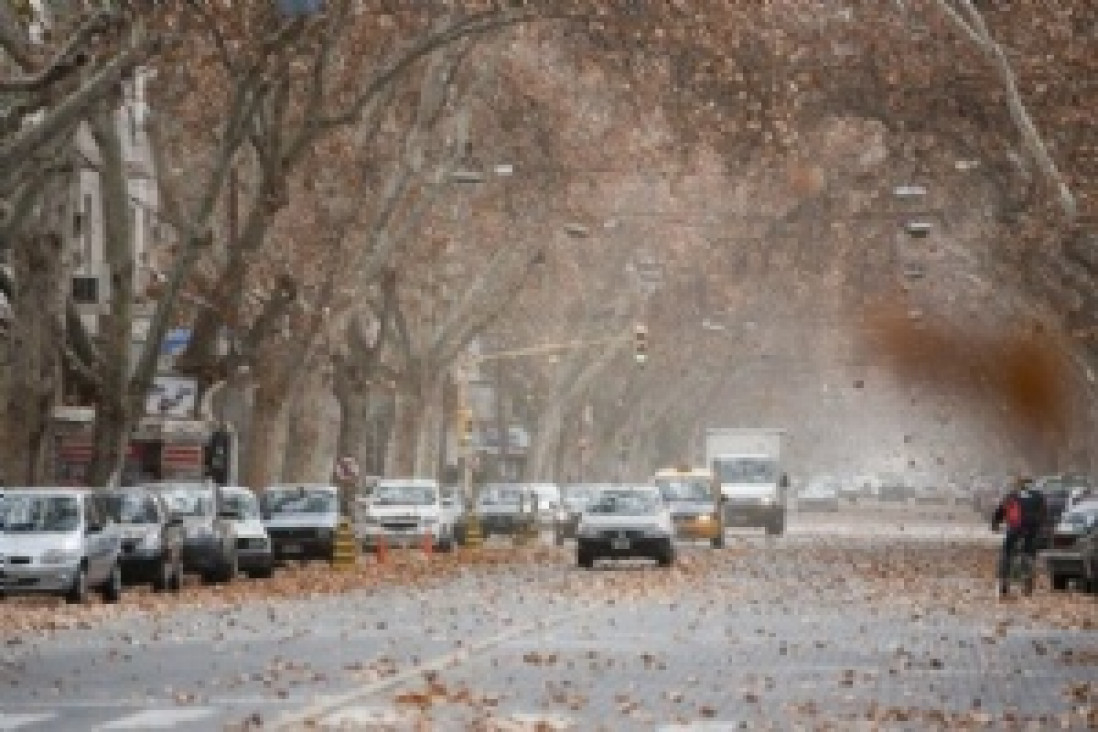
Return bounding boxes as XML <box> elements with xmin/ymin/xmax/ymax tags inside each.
<box><xmin>1050</xmin><ymin>573</ymin><xmax>1070</xmax><ymax>591</ymax></box>
<box><xmin>152</xmin><ymin>557</ymin><xmax>173</xmax><ymax>592</ymax></box>
<box><xmin>576</xmin><ymin>542</ymin><xmax>594</xmax><ymax>569</ymax></box>
<box><xmin>657</xmin><ymin>541</ymin><xmax>675</xmax><ymax>567</ymax></box>
<box><xmin>249</xmin><ymin>563</ymin><xmax>275</xmax><ymax>580</ymax></box>
<box><xmin>710</xmin><ymin>533</ymin><xmax>725</xmax><ymax>549</ymax></box>
<box><xmin>435</xmin><ymin>537</ymin><xmax>454</xmax><ymax>554</ymax></box>
<box><xmin>168</xmin><ymin>560</ymin><xmax>183</xmax><ymax>592</ymax></box>
<box><xmin>65</xmin><ymin>564</ymin><xmax>88</xmax><ymax>604</ymax></box>
<box><xmin>218</xmin><ymin>553</ymin><xmax>238</xmax><ymax>584</ymax></box>
<box><xmin>100</xmin><ymin>563</ymin><xmax>122</xmax><ymax>604</ymax></box>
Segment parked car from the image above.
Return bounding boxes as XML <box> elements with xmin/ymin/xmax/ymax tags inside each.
<box><xmin>1043</xmin><ymin>498</ymin><xmax>1098</xmax><ymax>592</ymax></box>
<box><xmin>101</xmin><ymin>486</ymin><xmax>183</xmax><ymax>591</ymax></box>
<box><xmin>439</xmin><ymin>486</ymin><xmax>466</xmax><ymax>544</ymax></box>
<box><xmin>152</xmin><ymin>482</ymin><xmax>238</xmax><ymax>584</ymax></box>
<box><xmin>220</xmin><ymin>487</ymin><xmax>274</xmax><ymax>578</ymax></box>
<box><xmin>576</xmin><ymin>486</ymin><xmax>675</xmax><ymax>568</ymax></box>
<box><xmin>356</xmin><ymin>478</ymin><xmax>454</xmax><ymax>552</ymax></box>
<box><xmin>262</xmin><ymin>484</ymin><xmax>340</xmax><ymax>561</ymax></box>
<box><xmin>0</xmin><ymin>488</ymin><xmax>123</xmax><ymax>604</ymax></box>
<box><xmin>472</xmin><ymin>483</ymin><xmax>536</xmax><ymax>538</ymax></box>
<box><xmin>797</xmin><ymin>480</ymin><xmax>840</xmax><ymax>512</ymax></box>
<box><xmin>1034</xmin><ymin>475</ymin><xmax>1093</xmax><ymax>551</ymax></box>
<box><xmin>554</xmin><ymin>484</ymin><xmax>603</xmax><ymax>545</ymax></box>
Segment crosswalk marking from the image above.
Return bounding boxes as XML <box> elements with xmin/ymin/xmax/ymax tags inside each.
<box><xmin>93</xmin><ymin>708</ymin><xmax>217</xmax><ymax>730</ymax></box>
<box><xmin>0</xmin><ymin>713</ymin><xmax>57</xmax><ymax>731</ymax></box>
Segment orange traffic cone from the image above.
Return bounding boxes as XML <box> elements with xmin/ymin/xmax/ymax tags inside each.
<box><xmin>376</xmin><ymin>534</ymin><xmax>388</xmax><ymax>564</ymax></box>
<box><xmin>422</xmin><ymin>530</ymin><xmax>433</xmax><ymax>558</ymax></box>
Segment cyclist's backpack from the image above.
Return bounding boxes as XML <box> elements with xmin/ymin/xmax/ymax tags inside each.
<box><xmin>1004</xmin><ymin>495</ymin><xmax>1024</xmax><ymax>530</ymax></box>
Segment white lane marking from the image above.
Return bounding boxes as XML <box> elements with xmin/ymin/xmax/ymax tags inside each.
<box><xmin>498</xmin><ymin>712</ymin><xmax>575</xmax><ymax>730</ymax></box>
<box><xmin>318</xmin><ymin>706</ymin><xmax>415</xmax><ymax>725</ymax></box>
<box><xmin>93</xmin><ymin>708</ymin><xmax>216</xmax><ymax>730</ymax></box>
<box><xmin>274</xmin><ymin>607</ymin><xmax>591</xmax><ymax>730</ymax></box>
<box><xmin>0</xmin><ymin>713</ymin><xmax>57</xmax><ymax>730</ymax></box>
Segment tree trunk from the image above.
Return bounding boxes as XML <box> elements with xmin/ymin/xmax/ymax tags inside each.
<box><xmin>283</xmin><ymin>368</ymin><xmax>339</xmax><ymax>483</ymax></box>
<box><xmin>0</xmin><ymin>231</ymin><xmax>66</xmax><ymax>485</ymax></box>
<box><xmin>413</xmin><ymin>376</ymin><xmax>443</xmax><ymax>479</ymax></box>
<box><xmin>387</xmin><ymin>385</ymin><xmax>422</xmax><ymax>477</ymax></box>
<box><xmin>527</xmin><ymin>401</ymin><xmax>563</xmax><ymax>481</ymax></box>
<box><xmin>242</xmin><ymin>384</ymin><xmax>289</xmax><ymax>491</ymax></box>
<box><xmin>86</xmin><ymin>108</ymin><xmax>135</xmax><ymax>487</ymax></box>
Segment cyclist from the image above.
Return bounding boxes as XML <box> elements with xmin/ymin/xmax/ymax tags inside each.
<box><xmin>991</xmin><ymin>476</ymin><xmax>1046</xmax><ymax>598</ymax></box>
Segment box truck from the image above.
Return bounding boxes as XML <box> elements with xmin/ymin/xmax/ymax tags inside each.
<box><xmin>704</xmin><ymin>428</ymin><xmax>787</xmax><ymax>536</ymax></box>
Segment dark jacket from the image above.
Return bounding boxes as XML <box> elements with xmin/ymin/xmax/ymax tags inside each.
<box><xmin>992</xmin><ymin>488</ymin><xmax>1046</xmax><ymax>533</ymax></box>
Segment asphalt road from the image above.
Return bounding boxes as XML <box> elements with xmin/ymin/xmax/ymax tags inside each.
<box><xmin>1</xmin><ymin>506</ymin><xmax>1095</xmax><ymax>730</ymax></box>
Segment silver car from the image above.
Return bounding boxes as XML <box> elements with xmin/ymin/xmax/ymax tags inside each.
<box><xmin>262</xmin><ymin>484</ymin><xmax>340</xmax><ymax>561</ymax></box>
<box><xmin>0</xmin><ymin>488</ymin><xmax>123</xmax><ymax>604</ymax></box>
<box><xmin>151</xmin><ymin>483</ymin><xmax>238</xmax><ymax>584</ymax></box>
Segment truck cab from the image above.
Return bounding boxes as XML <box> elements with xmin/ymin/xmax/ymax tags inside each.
<box><xmin>706</xmin><ymin>428</ymin><xmax>788</xmax><ymax>536</ymax></box>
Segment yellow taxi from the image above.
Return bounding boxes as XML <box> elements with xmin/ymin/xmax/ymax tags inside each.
<box><xmin>653</xmin><ymin>467</ymin><xmax>723</xmax><ymax>547</ymax></box>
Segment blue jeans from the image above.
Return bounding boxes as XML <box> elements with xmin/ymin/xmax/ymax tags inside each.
<box><xmin>998</xmin><ymin>529</ymin><xmax>1038</xmax><ymax>582</ymax></box>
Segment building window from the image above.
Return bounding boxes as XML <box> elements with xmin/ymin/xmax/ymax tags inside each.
<box><xmin>72</xmin><ymin>276</ymin><xmax>99</xmax><ymax>304</ymax></box>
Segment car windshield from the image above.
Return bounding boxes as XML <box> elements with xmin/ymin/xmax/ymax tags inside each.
<box><xmin>479</xmin><ymin>487</ymin><xmax>523</xmax><ymax>506</ymax></box>
<box><xmin>221</xmin><ymin>491</ymin><xmax>260</xmax><ymax>520</ymax></box>
<box><xmin>714</xmin><ymin>458</ymin><xmax>777</xmax><ymax>484</ymax></box>
<box><xmin>656</xmin><ymin>479</ymin><xmax>710</xmax><ymax>502</ymax></box>
<box><xmin>159</xmin><ymin>488</ymin><xmax>215</xmax><ymax>517</ymax></box>
<box><xmin>102</xmin><ymin>492</ymin><xmax>160</xmax><ymax>524</ymax></box>
<box><xmin>0</xmin><ymin>494</ymin><xmax>81</xmax><ymax>533</ymax></box>
<box><xmin>587</xmin><ymin>490</ymin><xmax>660</xmax><ymax>515</ymax></box>
<box><xmin>373</xmin><ymin>484</ymin><xmax>437</xmax><ymax>506</ymax></box>
<box><xmin>264</xmin><ymin>488</ymin><xmax>338</xmax><ymax>515</ymax></box>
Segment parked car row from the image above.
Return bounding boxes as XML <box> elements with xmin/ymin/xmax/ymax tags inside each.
<box><xmin>1042</xmin><ymin>497</ymin><xmax>1098</xmax><ymax>593</ymax></box>
<box><xmin>0</xmin><ymin>482</ymin><xmax>354</xmax><ymax>604</ymax></box>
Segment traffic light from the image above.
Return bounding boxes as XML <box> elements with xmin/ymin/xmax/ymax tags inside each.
<box><xmin>634</xmin><ymin>323</ymin><xmax>648</xmax><ymax>365</ymax></box>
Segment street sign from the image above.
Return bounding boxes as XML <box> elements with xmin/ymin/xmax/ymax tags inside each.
<box><xmin>161</xmin><ymin>328</ymin><xmax>192</xmax><ymax>356</ymax></box>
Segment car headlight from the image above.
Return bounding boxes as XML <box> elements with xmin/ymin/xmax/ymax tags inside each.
<box><xmin>40</xmin><ymin>549</ymin><xmax>81</xmax><ymax>565</ymax></box>
<box><xmin>643</xmin><ymin>525</ymin><xmax>670</xmax><ymax>538</ymax></box>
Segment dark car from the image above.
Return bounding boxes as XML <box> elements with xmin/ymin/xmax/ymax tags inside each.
<box><xmin>1042</xmin><ymin>498</ymin><xmax>1098</xmax><ymax>592</ymax></box>
<box><xmin>151</xmin><ymin>483</ymin><xmax>239</xmax><ymax>584</ymax></box>
<box><xmin>261</xmin><ymin>484</ymin><xmax>340</xmax><ymax>561</ymax></box>
<box><xmin>471</xmin><ymin>484</ymin><xmax>536</xmax><ymax>538</ymax></box>
<box><xmin>101</xmin><ymin>487</ymin><xmax>183</xmax><ymax>592</ymax></box>
<box><xmin>1034</xmin><ymin>475</ymin><xmax>1093</xmax><ymax>551</ymax></box>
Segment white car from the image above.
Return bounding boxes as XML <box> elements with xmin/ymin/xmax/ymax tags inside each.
<box><xmin>576</xmin><ymin>486</ymin><xmax>675</xmax><ymax>569</ymax></box>
<box><xmin>0</xmin><ymin>488</ymin><xmax>123</xmax><ymax>604</ymax></box>
<box><xmin>220</xmin><ymin>487</ymin><xmax>274</xmax><ymax>578</ymax></box>
<box><xmin>356</xmin><ymin>478</ymin><xmax>454</xmax><ymax>553</ymax></box>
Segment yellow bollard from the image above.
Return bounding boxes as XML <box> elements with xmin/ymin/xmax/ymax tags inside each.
<box><xmin>330</xmin><ymin>517</ymin><xmax>358</xmax><ymax>569</ymax></box>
